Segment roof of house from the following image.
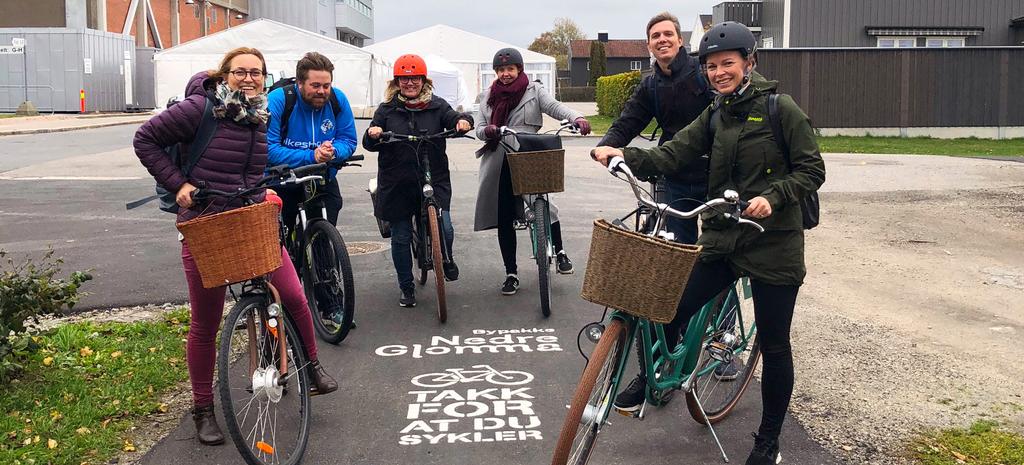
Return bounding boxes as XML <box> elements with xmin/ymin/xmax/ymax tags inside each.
<box><xmin>1012</xmin><ymin>16</ymin><xmax>1024</xmax><ymax>27</ymax></box>
<box><xmin>681</xmin><ymin>31</ymin><xmax>693</xmax><ymax>44</ymax></box>
<box><xmin>570</xmin><ymin>39</ymin><xmax>649</xmax><ymax>58</ymax></box>
<box><xmin>700</xmin><ymin>14</ymin><xmax>713</xmax><ymax>30</ymax></box>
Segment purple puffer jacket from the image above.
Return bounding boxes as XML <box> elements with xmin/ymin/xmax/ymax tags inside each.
<box><xmin>134</xmin><ymin>71</ymin><xmax>268</xmax><ymax>223</ymax></box>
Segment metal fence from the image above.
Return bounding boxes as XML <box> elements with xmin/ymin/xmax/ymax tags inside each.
<box><xmin>757</xmin><ymin>47</ymin><xmax>1024</xmax><ymax>128</ymax></box>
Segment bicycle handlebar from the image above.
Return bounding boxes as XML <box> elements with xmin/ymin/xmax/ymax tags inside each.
<box><xmin>379</xmin><ymin>129</ymin><xmax>473</xmax><ymax>143</ymax></box>
<box><xmin>607</xmin><ymin>156</ymin><xmax>765</xmax><ymax>232</ymax></box>
<box><xmin>193</xmin><ymin>154</ymin><xmax>366</xmax><ymax>202</ymax></box>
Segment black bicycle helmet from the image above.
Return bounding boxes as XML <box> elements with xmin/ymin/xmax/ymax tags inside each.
<box><xmin>492</xmin><ymin>48</ymin><xmax>524</xmax><ymax>69</ymax></box>
<box><xmin>698</xmin><ymin>21</ymin><xmax>757</xmax><ymax>64</ymax></box>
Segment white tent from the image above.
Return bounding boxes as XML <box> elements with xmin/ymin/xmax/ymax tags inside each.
<box><xmin>365</xmin><ymin>24</ymin><xmax>557</xmax><ymax>102</ymax></box>
<box><xmin>152</xmin><ymin>19</ymin><xmax>391</xmax><ymax>116</ymax></box>
<box><xmin>422</xmin><ymin>54</ymin><xmax>472</xmax><ymax>111</ymax></box>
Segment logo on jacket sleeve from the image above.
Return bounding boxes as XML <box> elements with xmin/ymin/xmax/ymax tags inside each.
<box><xmin>321</xmin><ymin>118</ymin><xmax>334</xmax><ymax>135</ymax></box>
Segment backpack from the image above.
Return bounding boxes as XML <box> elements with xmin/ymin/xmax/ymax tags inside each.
<box><xmin>125</xmin><ymin>95</ymin><xmax>219</xmax><ymax>213</ymax></box>
<box><xmin>268</xmin><ymin>77</ymin><xmax>343</xmax><ymax>139</ymax></box>
<box><xmin>707</xmin><ymin>93</ymin><xmax>820</xmax><ymax>229</ymax></box>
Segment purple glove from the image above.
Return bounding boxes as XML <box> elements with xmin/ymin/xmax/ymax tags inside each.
<box><xmin>484</xmin><ymin>124</ymin><xmax>500</xmax><ymax>141</ymax></box>
<box><xmin>574</xmin><ymin>117</ymin><xmax>592</xmax><ymax>136</ymax></box>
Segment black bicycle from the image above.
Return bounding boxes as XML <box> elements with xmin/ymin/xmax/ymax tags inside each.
<box><xmin>270</xmin><ymin>155</ymin><xmax>363</xmax><ymax>344</ymax></box>
<box><xmin>497</xmin><ymin>121</ymin><xmax>580</xmax><ymax>317</ymax></box>
<box><xmin>377</xmin><ymin>128</ymin><xmax>470</xmax><ymax>323</ymax></box>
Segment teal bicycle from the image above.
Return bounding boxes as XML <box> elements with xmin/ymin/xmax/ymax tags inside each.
<box><xmin>551</xmin><ymin>156</ymin><xmax>764</xmax><ymax>465</ymax></box>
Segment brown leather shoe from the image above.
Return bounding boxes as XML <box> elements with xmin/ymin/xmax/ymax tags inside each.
<box><xmin>308</xmin><ymin>359</ymin><xmax>338</xmax><ymax>395</ymax></box>
<box><xmin>192</xmin><ymin>404</ymin><xmax>225</xmax><ymax>446</ymax></box>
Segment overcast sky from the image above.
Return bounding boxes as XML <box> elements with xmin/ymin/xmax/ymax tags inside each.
<box><xmin>372</xmin><ymin>0</ymin><xmax>721</xmax><ymax>46</ymax></box>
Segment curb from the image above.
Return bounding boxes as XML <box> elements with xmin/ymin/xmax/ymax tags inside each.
<box><xmin>0</xmin><ymin>118</ymin><xmax>151</xmax><ymax>136</ymax></box>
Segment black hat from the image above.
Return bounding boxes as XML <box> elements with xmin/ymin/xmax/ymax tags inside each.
<box><xmin>492</xmin><ymin>48</ymin><xmax>524</xmax><ymax>69</ymax></box>
<box><xmin>698</xmin><ymin>21</ymin><xmax>757</xmax><ymax>64</ymax></box>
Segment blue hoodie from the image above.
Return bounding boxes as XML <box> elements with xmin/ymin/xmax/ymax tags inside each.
<box><xmin>266</xmin><ymin>84</ymin><xmax>358</xmax><ymax>179</ymax></box>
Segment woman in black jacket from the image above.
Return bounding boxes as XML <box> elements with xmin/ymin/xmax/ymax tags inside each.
<box><xmin>363</xmin><ymin>54</ymin><xmax>473</xmax><ymax>308</ymax></box>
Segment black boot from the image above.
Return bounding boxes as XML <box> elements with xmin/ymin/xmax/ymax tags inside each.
<box><xmin>192</xmin><ymin>404</ymin><xmax>225</xmax><ymax>446</ymax></box>
<box><xmin>308</xmin><ymin>359</ymin><xmax>338</xmax><ymax>395</ymax></box>
<box><xmin>745</xmin><ymin>433</ymin><xmax>782</xmax><ymax>465</ymax></box>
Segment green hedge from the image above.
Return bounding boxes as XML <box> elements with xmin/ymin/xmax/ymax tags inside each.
<box><xmin>596</xmin><ymin>71</ymin><xmax>641</xmax><ymax>117</ymax></box>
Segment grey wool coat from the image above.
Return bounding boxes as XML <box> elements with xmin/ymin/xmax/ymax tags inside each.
<box><xmin>473</xmin><ymin>81</ymin><xmax>583</xmax><ymax>231</ymax></box>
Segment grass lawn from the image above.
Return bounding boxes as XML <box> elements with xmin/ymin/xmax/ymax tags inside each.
<box><xmin>913</xmin><ymin>421</ymin><xmax>1024</xmax><ymax>465</ymax></box>
<box><xmin>0</xmin><ymin>114</ymin><xmax>20</xmax><ymax>119</ymax></box>
<box><xmin>0</xmin><ymin>310</ymin><xmax>190</xmax><ymax>465</ymax></box>
<box><xmin>585</xmin><ymin>115</ymin><xmax>1024</xmax><ymax>157</ymax></box>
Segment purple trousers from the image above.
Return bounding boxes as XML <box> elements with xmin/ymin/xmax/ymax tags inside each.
<box><xmin>181</xmin><ymin>242</ymin><xmax>318</xmax><ymax>407</ymax></box>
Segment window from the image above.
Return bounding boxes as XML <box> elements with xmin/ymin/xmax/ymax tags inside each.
<box><xmin>630</xmin><ymin>60</ymin><xmax>642</xmax><ymax>71</ymax></box>
<box><xmin>925</xmin><ymin>37</ymin><xmax>965</xmax><ymax>47</ymax></box>
<box><xmin>341</xmin><ymin>0</ymin><xmax>372</xmax><ymax>18</ymax></box>
<box><xmin>210</xmin><ymin>7</ymin><xmax>217</xmax><ymax>24</ymax></box>
<box><xmin>877</xmin><ymin>37</ymin><xmax>915</xmax><ymax>48</ymax></box>
<box><xmin>762</xmin><ymin>36</ymin><xmax>774</xmax><ymax>49</ymax></box>
<box><xmin>586</xmin><ymin>61</ymin><xmax>590</xmax><ymax>71</ymax></box>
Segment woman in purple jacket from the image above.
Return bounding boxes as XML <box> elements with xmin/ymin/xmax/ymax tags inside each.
<box><xmin>134</xmin><ymin>47</ymin><xmax>337</xmax><ymax>447</ymax></box>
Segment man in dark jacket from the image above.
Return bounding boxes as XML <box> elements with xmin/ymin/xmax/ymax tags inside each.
<box><xmin>598</xmin><ymin>11</ymin><xmax>713</xmax><ymax>245</ymax></box>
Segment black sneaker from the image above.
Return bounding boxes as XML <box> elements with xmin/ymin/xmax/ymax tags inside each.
<box><xmin>443</xmin><ymin>260</ymin><xmax>460</xmax><ymax>281</ymax></box>
<box><xmin>613</xmin><ymin>374</ymin><xmax>646</xmax><ymax>412</ymax></box>
<box><xmin>399</xmin><ymin>289</ymin><xmax>416</xmax><ymax>308</ymax></box>
<box><xmin>714</xmin><ymin>359</ymin><xmax>741</xmax><ymax>381</ymax></box>
<box><xmin>556</xmin><ymin>251</ymin><xmax>574</xmax><ymax>274</ymax></box>
<box><xmin>745</xmin><ymin>433</ymin><xmax>782</xmax><ymax>465</ymax></box>
<box><xmin>501</xmin><ymin>274</ymin><xmax>519</xmax><ymax>295</ymax></box>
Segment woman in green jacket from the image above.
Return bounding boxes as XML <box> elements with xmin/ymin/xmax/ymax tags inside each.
<box><xmin>592</xmin><ymin>21</ymin><xmax>825</xmax><ymax>465</ymax></box>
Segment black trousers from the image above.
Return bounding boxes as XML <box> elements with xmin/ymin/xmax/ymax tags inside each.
<box><xmin>496</xmin><ymin>157</ymin><xmax>564</xmax><ymax>275</ymax></box>
<box><xmin>664</xmin><ymin>259</ymin><xmax>799</xmax><ymax>441</ymax></box>
<box><xmin>276</xmin><ymin>178</ymin><xmax>343</xmax><ymax>238</ymax></box>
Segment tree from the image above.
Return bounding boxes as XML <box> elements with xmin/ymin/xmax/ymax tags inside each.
<box><xmin>588</xmin><ymin>40</ymin><xmax>607</xmax><ymax>86</ymax></box>
<box><xmin>528</xmin><ymin>17</ymin><xmax>585</xmax><ymax>71</ymax></box>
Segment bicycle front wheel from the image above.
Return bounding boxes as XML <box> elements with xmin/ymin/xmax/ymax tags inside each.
<box><xmin>427</xmin><ymin>205</ymin><xmax>447</xmax><ymax>323</ymax></box>
<box><xmin>532</xmin><ymin>197</ymin><xmax>551</xmax><ymax>317</ymax></box>
<box><xmin>218</xmin><ymin>295</ymin><xmax>312</xmax><ymax>465</ymax></box>
<box><xmin>303</xmin><ymin>220</ymin><xmax>355</xmax><ymax>344</ymax></box>
<box><xmin>551</xmin><ymin>319</ymin><xmax>628</xmax><ymax>465</ymax></box>
<box><xmin>685</xmin><ymin>279</ymin><xmax>761</xmax><ymax>424</ymax></box>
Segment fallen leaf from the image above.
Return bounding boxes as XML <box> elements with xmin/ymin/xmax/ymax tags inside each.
<box><xmin>79</xmin><ymin>347</ymin><xmax>94</xmax><ymax>357</ymax></box>
<box><xmin>112</xmin><ymin>399</ymin><xmax>120</xmax><ymax>406</ymax></box>
<box><xmin>22</xmin><ymin>437</ymin><xmax>31</xmax><ymax>446</ymax></box>
<box><xmin>101</xmin><ymin>419</ymin><xmax>111</xmax><ymax>428</ymax></box>
<box><xmin>33</xmin><ymin>434</ymin><xmax>40</xmax><ymax>443</ymax></box>
<box><xmin>157</xmin><ymin>403</ymin><xmax>168</xmax><ymax>413</ymax></box>
<box><xmin>110</xmin><ymin>351</ymin><xmax>123</xmax><ymax>359</ymax></box>
<box><xmin>50</xmin><ymin>411</ymin><xmax>63</xmax><ymax>421</ymax></box>
<box><xmin>123</xmin><ymin>439</ymin><xmax>136</xmax><ymax>452</ymax></box>
<box><xmin>75</xmin><ymin>427</ymin><xmax>91</xmax><ymax>435</ymax></box>
<box><xmin>42</xmin><ymin>357</ymin><xmax>53</xmax><ymax>367</ymax></box>
<box><xmin>47</xmin><ymin>438</ymin><xmax>58</xmax><ymax>449</ymax></box>
<box><xmin>148</xmin><ymin>347</ymin><xmax>157</xmax><ymax>353</ymax></box>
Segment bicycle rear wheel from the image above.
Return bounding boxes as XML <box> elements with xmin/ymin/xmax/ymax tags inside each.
<box><xmin>532</xmin><ymin>197</ymin><xmax>551</xmax><ymax>317</ymax></box>
<box><xmin>685</xmin><ymin>279</ymin><xmax>761</xmax><ymax>424</ymax></box>
<box><xmin>218</xmin><ymin>294</ymin><xmax>311</xmax><ymax>465</ymax></box>
<box><xmin>303</xmin><ymin>220</ymin><xmax>355</xmax><ymax>344</ymax></box>
<box><xmin>551</xmin><ymin>319</ymin><xmax>628</xmax><ymax>465</ymax></box>
<box><xmin>427</xmin><ymin>205</ymin><xmax>447</xmax><ymax>323</ymax></box>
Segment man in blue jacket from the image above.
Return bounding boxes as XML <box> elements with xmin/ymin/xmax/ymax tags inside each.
<box><xmin>267</xmin><ymin>52</ymin><xmax>358</xmax><ymax>235</ymax></box>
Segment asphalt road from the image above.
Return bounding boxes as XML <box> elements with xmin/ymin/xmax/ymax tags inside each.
<box><xmin>0</xmin><ymin>123</ymin><xmax>838</xmax><ymax>465</ymax></box>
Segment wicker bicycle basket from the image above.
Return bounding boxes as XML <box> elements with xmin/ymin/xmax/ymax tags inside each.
<box><xmin>580</xmin><ymin>219</ymin><xmax>703</xmax><ymax>323</ymax></box>
<box><xmin>176</xmin><ymin>201</ymin><xmax>282</xmax><ymax>289</ymax></box>
<box><xmin>505</xmin><ymin>149</ymin><xmax>565</xmax><ymax>195</ymax></box>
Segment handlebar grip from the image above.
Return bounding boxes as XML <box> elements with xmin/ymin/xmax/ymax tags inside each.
<box><xmin>737</xmin><ymin>199</ymin><xmax>751</xmax><ymax>212</ymax></box>
<box><xmin>380</xmin><ymin>131</ymin><xmax>393</xmax><ymax>142</ymax></box>
<box><xmin>348</xmin><ymin>154</ymin><xmax>365</xmax><ymax>162</ymax></box>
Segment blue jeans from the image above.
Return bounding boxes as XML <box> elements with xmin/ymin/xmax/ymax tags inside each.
<box><xmin>390</xmin><ymin>210</ymin><xmax>454</xmax><ymax>292</ymax></box>
<box><xmin>663</xmin><ymin>179</ymin><xmax>707</xmax><ymax>245</ymax></box>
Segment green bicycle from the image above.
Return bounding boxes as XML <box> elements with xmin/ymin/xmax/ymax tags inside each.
<box><xmin>551</xmin><ymin>156</ymin><xmax>765</xmax><ymax>465</ymax></box>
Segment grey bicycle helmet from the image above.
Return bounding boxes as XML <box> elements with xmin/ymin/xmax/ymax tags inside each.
<box><xmin>698</xmin><ymin>21</ymin><xmax>757</xmax><ymax>64</ymax></box>
<box><xmin>492</xmin><ymin>48</ymin><xmax>524</xmax><ymax>69</ymax></box>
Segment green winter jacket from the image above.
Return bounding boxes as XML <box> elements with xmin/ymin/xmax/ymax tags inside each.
<box><xmin>622</xmin><ymin>72</ymin><xmax>825</xmax><ymax>285</ymax></box>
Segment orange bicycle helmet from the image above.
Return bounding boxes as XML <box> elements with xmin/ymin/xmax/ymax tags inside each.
<box><xmin>394</xmin><ymin>54</ymin><xmax>428</xmax><ymax>77</ymax></box>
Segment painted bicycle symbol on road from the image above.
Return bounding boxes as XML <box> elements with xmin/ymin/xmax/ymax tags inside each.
<box><xmin>411</xmin><ymin>364</ymin><xmax>534</xmax><ymax>388</ymax></box>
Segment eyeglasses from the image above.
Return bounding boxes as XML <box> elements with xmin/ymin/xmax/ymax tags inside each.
<box><xmin>397</xmin><ymin>76</ymin><xmax>422</xmax><ymax>84</ymax></box>
<box><xmin>230</xmin><ymin>69</ymin><xmax>266</xmax><ymax>80</ymax></box>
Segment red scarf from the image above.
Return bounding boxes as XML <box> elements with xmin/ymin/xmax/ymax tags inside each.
<box><xmin>485</xmin><ymin>71</ymin><xmax>529</xmax><ymax>150</ymax></box>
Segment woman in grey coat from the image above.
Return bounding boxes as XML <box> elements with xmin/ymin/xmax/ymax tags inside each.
<box><xmin>474</xmin><ymin>48</ymin><xmax>591</xmax><ymax>295</ymax></box>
